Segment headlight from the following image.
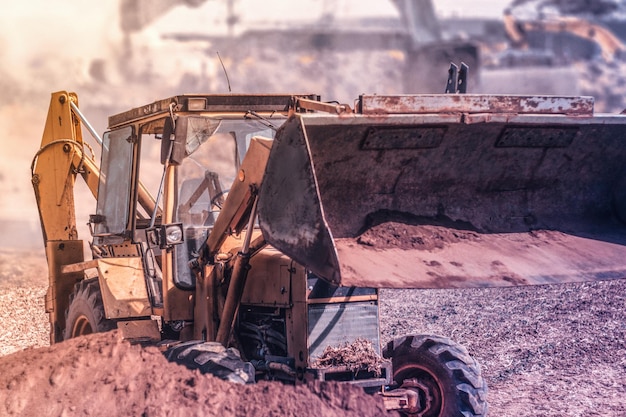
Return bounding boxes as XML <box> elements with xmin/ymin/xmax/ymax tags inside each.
<box><xmin>160</xmin><ymin>223</ymin><xmax>184</xmax><ymax>248</ymax></box>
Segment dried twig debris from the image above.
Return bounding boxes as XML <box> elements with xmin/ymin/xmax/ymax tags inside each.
<box><xmin>314</xmin><ymin>338</ymin><xmax>387</xmax><ymax>376</ymax></box>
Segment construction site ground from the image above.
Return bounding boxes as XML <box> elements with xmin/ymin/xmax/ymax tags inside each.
<box><xmin>1</xmin><ymin>247</ymin><xmax>624</xmax><ymax>416</ymax></box>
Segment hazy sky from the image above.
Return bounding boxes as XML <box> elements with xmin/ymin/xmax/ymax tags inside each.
<box><xmin>161</xmin><ymin>0</ymin><xmax>511</xmax><ymax>32</ymax></box>
<box><xmin>0</xmin><ymin>0</ymin><xmax>512</xmax><ymax>94</ymax></box>
<box><xmin>435</xmin><ymin>0</ymin><xmax>510</xmax><ymax>17</ymax></box>
<box><xmin>0</xmin><ymin>1</ymin><xmax>511</xmax><ymax>35</ymax></box>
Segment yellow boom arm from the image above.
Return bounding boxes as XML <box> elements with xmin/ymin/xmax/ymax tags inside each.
<box><xmin>31</xmin><ymin>91</ymin><xmax>100</xmax><ymax>342</ymax></box>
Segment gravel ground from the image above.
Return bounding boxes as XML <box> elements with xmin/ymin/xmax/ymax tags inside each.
<box><xmin>380</xmin><ymin>280</ymin><xmax>626</xmax><ymax>416</ymax></box>
<box><xmin>1</xmin><ymin>248</ymin><xmax>626</xmax><ymax>416</ymax></box>
<box><xmin>0</xmin><ymin>248</ymin><xmax>48</xmax><ymax>356</ymax></box>
<box><xmin>0</xmin><ymin>285</ymin><xmax>48</xmax><ymax>356</ymax></box>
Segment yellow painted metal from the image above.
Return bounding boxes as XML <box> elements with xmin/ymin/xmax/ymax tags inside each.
<box><xmin>116</xmin><ymin>320</ymin><xmax>161</xmax><ymax>343</ymax></box>
<box><xmin>241</xmin><ymin>248</ymin><xmax>292</xmax><ymax>307</ymax></box>
<box><xmin>96</xmin><ymin>257</ymin><xmax>152</xmax><ymax>318</ymax></box>
<box><xmin>44</xmin><ymin>240</ymin><xmax>84</xmax><ymax>343</ymax></box>
<box><xmin>32</xmin><ymin>91</ymin><xmax>85</xmax><ymax>242</ymax></box>
<box><xmin>193</xmin><ymin>264</ymin><xmax>217</xmax><ymax>341</ymax></box>
<box><xmin>162</xmin><ymin>163</ymin><xmax>194</xmax><ymax>322</ymax></box>
<box><xmin>32</xmin><ymin>91</ymin><xmax>100</xmax><ymax>342</ymax></box>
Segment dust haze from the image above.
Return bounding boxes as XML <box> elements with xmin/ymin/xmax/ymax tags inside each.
<box><xmin>1</xmin><ymin>0</ymin><xmax>625</xmax><ymax>250</ymax></box>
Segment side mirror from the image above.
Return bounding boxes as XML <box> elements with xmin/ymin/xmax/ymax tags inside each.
<box><xmin>161</xmin><ymin>116</ymin><xmax>221</xmax><ymax>165</ymax></box>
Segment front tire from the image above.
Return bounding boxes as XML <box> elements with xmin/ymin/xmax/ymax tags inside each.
<box><xmin>384</xmin><ymin>334</ymin><xmax>488</xmax><ymax>417</ymax></box>
<box><xmin>164</xmin><ymin>341</ymin><xmax>256</xmax><ymax>384</ymax></box>
<box><xmin>64</xmin><ymin>278</ymin><xmax>115</xmax><ymax>340</ymax></box>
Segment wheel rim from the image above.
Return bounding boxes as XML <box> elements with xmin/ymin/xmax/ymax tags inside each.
<box><xmin>70</xmin><ymin>314</ymin><xmax>93</xmax><ymax>337</ymax></box>
<box><xmin>394</xmin><ymin>364</ymin><xmax>445</xmax><ymax>417</ymax></box>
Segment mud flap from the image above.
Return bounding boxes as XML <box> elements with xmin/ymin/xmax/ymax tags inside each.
<box><xmin>258</xmin><ymin>96</ymin><xmax>626</xmax><ymax>288</ymax></box>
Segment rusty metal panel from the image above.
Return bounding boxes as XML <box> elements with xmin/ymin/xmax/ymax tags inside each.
<box><xmin>359</xmin><ymin>94</ymin><xmax>594</xmax><ymax>116</ymax></box>
<box><xmin>464</xmin><ymin>112</ymin><xmax>626</xmax><ymax>125</ymax></box>
<box><xmin>495</xmin><ymin>126</ymin><xmax>579</xmax><ymax>148</ymax></box>
<box><xmin>362</xmin><ymin>126</ymin><xmax>446</xmax><ymax>149</ymax></box>
<box><xmin>301</xmin><ymin>113</ymin><xmax>463</xmax><ymax>127</ymax></box>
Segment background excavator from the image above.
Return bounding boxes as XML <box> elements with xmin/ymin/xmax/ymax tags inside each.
<box><xmin>502</xmin><ymin>0</ymin><xmax>626</xmax><ymax>63</ymax></box>
<box><xmin>504</xmin><ymin>8</ymin><xmax>625</xmax><ymax>62</ymax></box>
<box><xmin>32</xmin><ymin>82</ymin><xmax>626</xmax><ymax>416</ymax></box>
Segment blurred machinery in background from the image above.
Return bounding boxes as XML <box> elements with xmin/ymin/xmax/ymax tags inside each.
<box><xmin>503</xmin><ymin>0</ymin><xmax>626</xmax><ymax>64</ymax></box>
<box><xmin>120</xmin><ymin>0</ymin><xmax>210</xmax><ymax>33</ymax></box>
<box><xmin>117</xmin><ymin>0</ymin><xmax>479</xmax><ymax>95</ymax></box>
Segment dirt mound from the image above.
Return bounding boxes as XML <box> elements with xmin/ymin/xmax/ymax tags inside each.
<box><xmin>0</xmin><ymin>331</ymin><xmax>391</xmax><ymax>417</ymax></box>
<box><xmin>357</xmin><ymin>222</ymin><xmax>480</xmax><ymax>251</ymax></box>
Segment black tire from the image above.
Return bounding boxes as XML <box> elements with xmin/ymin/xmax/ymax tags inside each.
<box><xmin>383</xmin><ymin>334</ymin><xmax>488</xmax><ymax>417</ymax></box>
<box><xmin>164</xmin><ymin>340</ymin><xmax>255</xmax><ymax>384</ymax></box>
<box><xmin>64</xmin><ymin>278</ymin><xmax>116</xmax><ymax>340</ymax></box>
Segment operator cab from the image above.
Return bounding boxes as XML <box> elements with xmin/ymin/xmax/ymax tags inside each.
<box><xmin>88</xmin><ymin>94</ymin><xmax>313</xmax><ymax>307</ymax></box>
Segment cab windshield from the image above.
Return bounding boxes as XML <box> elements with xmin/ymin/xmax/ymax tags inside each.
<box><xmin>174</xmin><ymin>117</ymin><xmax>282</xmax><ymax>287</ymax></box>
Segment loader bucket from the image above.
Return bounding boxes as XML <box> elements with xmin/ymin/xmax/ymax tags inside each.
<box><xmin>258</xmin><ymin>94</ymin><xmax>626</xmax><ymax>288</ymax></box>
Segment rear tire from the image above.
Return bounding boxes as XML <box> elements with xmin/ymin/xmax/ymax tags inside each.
<box><xmin>384</xmin><ymin>334</ymin><xmax>488</xmax><ymax>417</ymax></box>
<box><xmin>64</xmin><ymin>278</ymin><xmax>115</xmax><ymax>340</ymax></box>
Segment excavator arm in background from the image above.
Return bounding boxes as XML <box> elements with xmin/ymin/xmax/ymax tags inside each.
<box><xmin>504</xmin><ymin>10</ymin><xmax>625</xmax><ymax>61</ymax></box>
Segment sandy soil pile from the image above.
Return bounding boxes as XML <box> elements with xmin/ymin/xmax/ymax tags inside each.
<box><xmin>0</xmin><ymin>330</ymin><xmax>390</xmax><ymax>417</ymax></box>
<box><xmin>357</xmin><ymin>222</ymin><xmax>480</xmax><ymax>251</ymax></box>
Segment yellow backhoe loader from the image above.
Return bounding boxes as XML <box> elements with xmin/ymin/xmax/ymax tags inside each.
<box><xmin>32</xmin><ymin>88</ymin><xmax>626</xmax><ymax>416</ymax></box>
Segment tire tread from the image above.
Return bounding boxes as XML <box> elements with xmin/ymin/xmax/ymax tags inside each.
<box><xmin>388</xmin><ymin>334</ymin><xmax>488</xmax><ymax>417</ymax></box>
